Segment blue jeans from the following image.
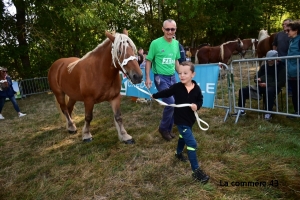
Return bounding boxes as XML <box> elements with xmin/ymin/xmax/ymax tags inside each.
<box><xmin>153</xmin><ymin>74</ymin><xmax>176</xmax><ymax>132</ymax></box>
<box><xmin>0</xmin><ymin>96</ymin><xmax>20</xmax><ymax>113</ymax></box>
<box><xmin>176</xmin><ymin>125</ymin><xmax>199</xmax><ymax>171</ymax></box>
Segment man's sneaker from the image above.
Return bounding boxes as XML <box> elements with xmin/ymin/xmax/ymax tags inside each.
<box><xmin>0</xmin><ymin>114</ymin><xmax>4</xmax><ymax>119</ymax></box>
<box><xmin>192</xmin><ymin>168</ymin><xmax>210</xmax><ymax>184</ymax></box>
<box><xmin>19</xmin><ymin>113</ymin><xmax>26</xmax><ymax>117</ymax></box>
<box><xmin>264</xmin><ymin>113</ymin><xmax>272</xmax><ymax>120</ymax></box>
<box><xmin>175</xmin><ymin>152</ymin><xmax>188</xmax><ymax>162</ymax></box>
<box><xmin>232</xmin><ymin>111</ymin><xmax>246</xmax><ymax>117</ymax></box>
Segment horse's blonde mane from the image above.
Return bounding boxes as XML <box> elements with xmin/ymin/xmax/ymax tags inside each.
<box><xmin>258</xmin><ymin>30</ymin><xmax>269</xmax><ymax>43</ymax></box>
<box><xmin>67</xmin><ymin>32</ymin><xmax>137</xmax><ymax>73</ymax></box>
<box><xmin>111</xmin><ymin>33</ymin><xmax>137</xmax><ymax>65</ymax></box>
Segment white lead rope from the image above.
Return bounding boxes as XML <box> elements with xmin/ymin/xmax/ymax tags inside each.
<box><xmin>133</xmin><ymin>83</ymin><xmax>209</xmax><ymax>131</ymax></box>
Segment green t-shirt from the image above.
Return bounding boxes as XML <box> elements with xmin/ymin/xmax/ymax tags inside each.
<box><xmin>146</xmin><ymin>37</ymin><xmax>180</xmax><ymax>75</ymax></box>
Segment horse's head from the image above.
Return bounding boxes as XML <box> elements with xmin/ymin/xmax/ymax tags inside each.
<box><xmin>106</xmin><ymin>30</ymin><xmax>143</xmax><ymax>84</ymax></box>
<box><xmin>235</xmin><ymin>38</ymin><xmax>244</xmax><ymax>54</ymax></box>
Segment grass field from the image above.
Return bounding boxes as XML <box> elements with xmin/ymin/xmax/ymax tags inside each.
<box><xmin>0</xmin><ymin>89</ymin><xmax>299</xmax><ymax>199</ymax></box>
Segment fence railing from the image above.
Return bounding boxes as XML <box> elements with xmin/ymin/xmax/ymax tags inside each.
<box><xmin>19</xmin><ymin>77</ymin><xmax>51</xmax><ymax>97</ymax></box>
<box><xmin>230</xmin><ymin>55</ymin><xmax>300</xmax><ymax>123</ymax></box>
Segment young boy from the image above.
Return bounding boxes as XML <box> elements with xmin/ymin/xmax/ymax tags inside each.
<box><xmin>151</xmin><ymin>61</ymin><xmax>210</xmax><ymax>184</ymax></box>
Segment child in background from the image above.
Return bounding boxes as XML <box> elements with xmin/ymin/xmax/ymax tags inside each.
<box><xmin>151</xmin><ymin>61</ymin><xmax>209</xmax><ymax>183</ymax></box>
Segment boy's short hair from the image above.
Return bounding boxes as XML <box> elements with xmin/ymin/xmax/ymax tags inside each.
<box><xmin>180</xmin><ymin>61</ymin><xmax>195</xmax><ymax>72</ymax></box>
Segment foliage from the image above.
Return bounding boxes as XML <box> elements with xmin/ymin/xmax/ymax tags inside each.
<box><xmin>1</xmin><ymin>0</ymin><xmax>300</xmax><ymax>78</ymax></box>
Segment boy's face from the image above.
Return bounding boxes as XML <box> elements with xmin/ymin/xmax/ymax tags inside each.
<box><xmin>177</xmin><ymin>65</ymin><xmax>195</xmax><ymax>84</ymax></box>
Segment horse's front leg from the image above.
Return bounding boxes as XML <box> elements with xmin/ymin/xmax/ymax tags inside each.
<box><xmin>82</xmin><ymin>99</ymin><xmax>94</xmax><ymax>142</ymax></box>
<box><xmin>110</xmin><ymin>94</ymin><xmax>134</xmax><ymax>144</ymax></box>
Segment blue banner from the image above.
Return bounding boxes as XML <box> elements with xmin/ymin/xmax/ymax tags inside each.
<box><xmin>122</xmin><ymin>64</ymin><xmax>220</xmax><ymax>108</ymax></box>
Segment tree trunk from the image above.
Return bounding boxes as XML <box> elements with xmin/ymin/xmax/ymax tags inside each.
<box><xmin>12</xmin><ymin>0</ymin><xmax>30</xmax><ymax>78</ymax></box>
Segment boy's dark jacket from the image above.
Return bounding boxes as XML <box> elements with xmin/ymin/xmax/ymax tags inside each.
<box><xmin>152</xmin><ymin>80</ymin><xmax>203</xmax><ymax>127</ymax></box>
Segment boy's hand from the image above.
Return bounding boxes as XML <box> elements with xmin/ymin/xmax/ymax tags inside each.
<box><xmin>190</xmin><ymin>103</ymin><xmax>197</xmax><ymax>111</ymax></box>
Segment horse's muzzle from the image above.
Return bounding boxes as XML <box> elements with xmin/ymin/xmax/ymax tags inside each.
<box><xmin>130</xmin><ymin>73</ymin><xmax>143</xmax><ymax>84</ymax></box>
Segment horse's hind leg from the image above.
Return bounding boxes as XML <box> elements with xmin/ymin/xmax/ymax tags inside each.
<box><xmin>56</xmin><ymin>94</ymin><xmax>77</xmax><ymax>133</ymax></box>
<box><xmin>82</xmin><ymin>99</ymin><xmax>94</xmax><ymax>142</ymax></box>
<box><xmin>110</xmin><ymin>95</ymin><xmax>134</xmax><ymax>144</ymax></box>
<box><xmin>66</xmin><ymin>97</ymin><xmax>77</xmax><ymax>133</ymax></box>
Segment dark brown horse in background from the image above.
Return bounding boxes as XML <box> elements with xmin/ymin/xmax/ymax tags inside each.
<box><xmin>187</xmin><ymin>43</ymin><xmax>211</xmax><ymax>58</ymax></box>
<box><xmin>194</xmin><ymin>39</ymin><xmax>243</xmax><ymax>64</ymax></box>
<box><xmin>256</xmin><ymin>30</ymin><xmax>277</xmax><ymax>59</ymax></box>
<box><xmin>232</xmin><ymin>38</ymin><xmax>258</xmax><ymax>58</ymax></box>
<box><xmin>48</xmin><ymin>29</ymin><xmax>143</xmax><ymax>144</ymax></box>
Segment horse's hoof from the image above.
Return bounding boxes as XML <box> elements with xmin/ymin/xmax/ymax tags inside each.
<box><xmin>68</xmin><ymin>130</ymin><xmax>77</xmax><ymax>134</ymax></box>
<box><xmin>83</xmin><ymin>138</ymin><xmax>93</xmax><ymax>142</ymax></box>
<box><xmin>123</xmin><ymin>139</ymin><xmax>135</xmax><ymax>144</ymax></box>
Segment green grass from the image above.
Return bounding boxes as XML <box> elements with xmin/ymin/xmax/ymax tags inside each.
<box><xmin>0</xmin><ymin>92</ymin><xmax>300</xmax><ymax>200</ymax></box>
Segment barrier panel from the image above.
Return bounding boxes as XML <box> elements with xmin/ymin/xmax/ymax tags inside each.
<box><xmin>120</xmin><ymin>63</ymin><xmax>232</xmax><ymax>121</ymax></box>
<box><xmin>230</xmin><ymin>55</ymin><xmax>300</xmax><ymax>123</ymax></box>
<box><xmin>19</xmin><ymin>77</ymin><xmax>50</xmax><ymax>97</ymax></box>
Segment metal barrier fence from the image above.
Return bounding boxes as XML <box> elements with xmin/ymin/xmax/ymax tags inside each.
<box><xmin>213</xmin><ymin>63</ymin><xmax>233</xmax><ymax>122</ymax></box>
<box><xmin>230</xmin><ymin>55</ymin><xmax>300</xmax><ymax>123</ymax></box>
<box><xmin>19</xmin><ymin>77</ymin><xmax>51</xmax><ymax>97</ymax></box>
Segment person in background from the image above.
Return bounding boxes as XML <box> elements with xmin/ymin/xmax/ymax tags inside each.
<box><xmin>137</xmin><ymin>47</ymin><xmax>144</xmax><ymax>66</ymax></box>
<box><xmin>139</xmin><ymin>51</ymin><xmax>148</xmax><ymax>69</ymax></box>
<box><xmin>232</xmin><ymin>50</ymin><xmax>286</xmax><ymax>120</ymax></box>
<box><xmin>145</xmin><ymin>19</ymin><xmax>180</xmax><ymax>141</ymax></box>
<box><xmin>273</xmin><ymin>18</ymin><xmax>292</xmax><ymax>96</ymax></box>
<box><xmin>286</xmin><ymin>20</ymin><xmax>300</xmax><ymax>117</ymax></box>
<box><xmin>173</xmin><ymin>35</ymin><xmax>186</xmax><ymax>64</ymax></box>
<box><xmin>0</xmin><ymin>67</ymin><xmax>26</xmax><ymax>119</ymax></box>
<box><xmin>186</xmin><ymin>48</ymin><xmax>192</xmax><ymax>62</ymax></box>
<box><xmin>151</xmin><ymin>61</ymin><xmax>209</xmax><ymax>184</ymax></box>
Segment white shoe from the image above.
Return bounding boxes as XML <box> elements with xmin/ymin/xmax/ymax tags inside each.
<box><xmin>264</xmin><ymin>114</ymin><xmax>272</xmax><ymax>120</ymax></box>
<box><xmin>19</xmin><ymin>112</ymin><xmax>27</xmax><ymax>117</ymax></box>
<box><xmin>0</xmin><ymin>114</ymin><xmax>4</xmax><ymax>119</ymax></box>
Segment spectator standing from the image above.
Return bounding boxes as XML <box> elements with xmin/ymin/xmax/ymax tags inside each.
<box><xmin>273</xmin><ymin>18</ymin><xmax>292</xmax><ymax>95</ymax></box>
<box><xmin>145</xmin><ymin>19</ymin><xmax>180</xmax><ymax>141</ymax></box>
<box><xmin>137</xmin><ymin>47</ymin><xmax>144</xmax><ymax>66</ymax></box>
<box><xmin>286</xmin><ymin>20</ymin><xmax>300</xmax><ymax>116</ymax></box>
<box><xmin>0</xmin><ymin>67</ymin><xmax>26</xmax><ymax>119</ymax></box>
<box><xmin>173</xmin><ymin>35</ymin><xmax>186</xmax><ymax>64</ymax></box>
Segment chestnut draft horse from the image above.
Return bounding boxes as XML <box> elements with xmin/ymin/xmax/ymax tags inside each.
<box><xmin>194</xmin><ymin>39</ymin><xmax>243</xmax><ymax>64</ymax></box>
<box><xmin>256</xmin><ymin>30</ymin><xmax>277</xmax><ymax>59</ymax></box>
<box><xmin>48</xmin><ymin>29</ymin><xmax>143</xmax><ymax>144</ymax></box>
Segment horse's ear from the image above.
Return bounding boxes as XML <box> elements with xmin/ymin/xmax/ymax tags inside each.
<box><xmin>123</xmin><ymin>28</ymin><xmax>128</xmax><ymax>36</ymax></box>
<box><xmin>105</xmin><ymin>31</ymin><xmax>115</xmax><ymax>42</ymax></box>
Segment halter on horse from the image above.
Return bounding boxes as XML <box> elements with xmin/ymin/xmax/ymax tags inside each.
<box><xmin>48</xmin><ymin>29</ymin><xmax>143</xmax><ymax>144</ymax></box>
<box><xmin>195</xmin><ymin>39</ymin><xmax>243</xmax><ymax>64</ymax></box>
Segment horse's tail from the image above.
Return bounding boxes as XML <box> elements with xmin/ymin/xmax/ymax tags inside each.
<box><xmin>54</xmin><ymin>95</ymin><xmax>71</xmax><ymax>121</ymax></box>
<box><xmin>195</xmin><ymin>50</ymin><xmax>199</xmax><ymax>64</ymax></box>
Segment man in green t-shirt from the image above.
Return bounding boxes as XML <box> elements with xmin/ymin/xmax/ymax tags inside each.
<box><xmin>145</xmin><ymin>19</ymin><xmax>180</xmax><ymax>141</ymax></box>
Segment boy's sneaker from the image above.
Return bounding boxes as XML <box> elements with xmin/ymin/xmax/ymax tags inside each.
<box><xmin>0</xmin><ymin>114</ymin><xmax>4</xmax><ymax>119</ymax></box>
<box><xmin>264</xmin><ymin>113</ymin><xmax>272</xmax><ymax>120</ymax></box>
<box><xmin>19</xmin><ymin>113</ymin><xmax>26</xmax><ymax>117</ymax></box>
<box><xmin>192</xmin><ymin>168</ymin><xmax>210</xmax><ymax>184</ymax></box>
<box><xmin>175</xmin><ymin>152</ymin><xmax>188</xmax><ymax>162</ymax></box>
<box><xmin>232</xmin><ymin>111</ymin><xmax>246</xmax><ymax>117</ymax></box>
